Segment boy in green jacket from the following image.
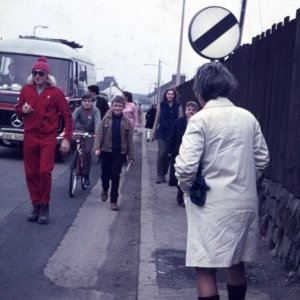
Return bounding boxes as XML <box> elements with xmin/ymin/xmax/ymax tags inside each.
<box><xmin>94</xmin><ymin>95</ymin><xmax>134</xmax><ymax>211</ymax></box>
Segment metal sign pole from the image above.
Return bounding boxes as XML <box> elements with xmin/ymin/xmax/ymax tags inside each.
<box><xmin>238</xmin><ymin>0</ymin><xmax>248</xmax><ymax>48</ymax></box>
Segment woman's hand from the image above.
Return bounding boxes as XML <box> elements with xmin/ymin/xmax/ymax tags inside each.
<box><xmin>95</xmin><ymin>149</ymin><xmax>101</xmax><ymax>156</ymax></box>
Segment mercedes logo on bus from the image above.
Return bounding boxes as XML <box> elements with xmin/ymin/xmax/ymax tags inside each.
<box><xmin>11</xmin><ymin>114</ymin><xmax>23</xmax><ymax>128</ymax></box>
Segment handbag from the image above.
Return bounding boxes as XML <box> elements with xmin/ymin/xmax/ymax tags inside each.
<box><xmin>189</xmin><ymin>163</ymin><xmax>210</xmax><ymax>206</ymax></box>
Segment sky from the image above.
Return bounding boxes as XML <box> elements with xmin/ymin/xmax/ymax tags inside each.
<box><xmin>1</xmin><ymin>0</ymin><xmax>300</xmax><ymax>94</ymax></box>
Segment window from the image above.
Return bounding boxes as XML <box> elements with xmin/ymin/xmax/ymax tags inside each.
<box><xmin>0</xmin><ymin>54</ymin><xmax>70</xmax><ymax>95</ymax></box>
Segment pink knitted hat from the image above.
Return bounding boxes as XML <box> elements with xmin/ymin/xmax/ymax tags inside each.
<box><xmin>32</xmin><ymin>57</ymin><xmax>51</xmax><ymax>74</ymax></box>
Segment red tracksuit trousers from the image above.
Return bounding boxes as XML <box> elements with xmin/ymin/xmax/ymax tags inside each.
<box><xmin>23</xmin><ymin>134</ymin><xmax>56</xmax><ymax>205</ymax></box>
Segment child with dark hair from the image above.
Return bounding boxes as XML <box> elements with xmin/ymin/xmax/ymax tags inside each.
<box><xmin>88</xmin><ymin>84</ymin><xmax>109</xmax><ymax>119</ymax></box>
<box><xmin>72</xmin><ymin>93</ymin><xmax>100</xmax><ymax>185</ymax></box>
<box><xmin>122</xmin><ymin>91</ymin><xmax>139</xmax><ymax>130</ymax></box>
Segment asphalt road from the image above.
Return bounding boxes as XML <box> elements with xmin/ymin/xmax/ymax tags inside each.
<box><xmin>0</xmin><ymin>132</ymin><xmax>142</xmax><ymax>300</ymax></box>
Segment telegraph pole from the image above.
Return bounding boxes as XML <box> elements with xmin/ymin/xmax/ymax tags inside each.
<box><xmin>176</xmin><ymin>0</ymin><xmax>186</xmax><ymax>86</ymax></box>
<box><xmin>157</xmin><ymin>59</ymin><xmax>161</xmax><ymax>104</ymax></box>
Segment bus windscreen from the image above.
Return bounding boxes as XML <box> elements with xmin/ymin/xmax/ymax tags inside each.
<box><xmin>0</xmin><ymin>54</ymin><xmax>70</xmax><ymax>95</ymax></box>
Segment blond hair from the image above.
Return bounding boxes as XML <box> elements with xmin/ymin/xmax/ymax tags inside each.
<box><xmin>27</xmin><ymin>73</ymin><xmax>56</xmax><ymax>87</ymax></box>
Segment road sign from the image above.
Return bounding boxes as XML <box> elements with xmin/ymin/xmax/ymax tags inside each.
<box><xmin>188</xmin><ymin>6</ymin><xmax>240</xmax><ymax>60</ymax></box>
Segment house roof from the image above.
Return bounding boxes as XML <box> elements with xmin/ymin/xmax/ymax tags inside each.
<box><xmin>101</xmin><ymin>86</ymin><xmax>123</xmax><ymax>100</ymax></box>
<box><xmin>98</xmin><ymin>76</ymin><xmax>119</xmax><ymax>91</ymax></box>
<box><xmin>176</xmin><ymin>78</ymin><xmax>198</xmax><ymax>108</ymax></box>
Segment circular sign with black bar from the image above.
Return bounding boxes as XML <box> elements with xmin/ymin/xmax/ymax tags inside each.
<box><xmin>188</xmin><ymin>6</ymin><xmax>240</xmax><ymax>60</ymax></box>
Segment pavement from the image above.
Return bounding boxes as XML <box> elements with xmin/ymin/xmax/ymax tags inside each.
<box><xmin>137</xmin><ymin>129</ymin><xmax>274</xmax><ymax>300</ymax></box>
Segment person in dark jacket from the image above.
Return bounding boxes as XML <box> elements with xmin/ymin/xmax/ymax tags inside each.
<box><xmin>88</xmin><ymin>85</ymin><xmax>109</xmax><ymax>120</ymax></box>
<box><xmin>167</xmin><ymin>101</ymin><xmax>198</xmax><ymax>205</ymax></box>
<box><xmin>145</xmin><ymin>104</ymin><xmax>157</xmax><ymax>142</ymax></box>
<box><xmin>152</xmin><ymin>87</ymin><xmax>179</xmax><ymax>184</ymax></box>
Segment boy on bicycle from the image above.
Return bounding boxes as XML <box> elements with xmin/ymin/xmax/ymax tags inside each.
<box><xmin>72</xmin><ymin>93</ymin><xmax>101</xmax><ymax>185</ymax></box>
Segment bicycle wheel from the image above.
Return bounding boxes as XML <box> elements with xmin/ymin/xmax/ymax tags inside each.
<box><xmin>69</xmin><ymin>153</ymin><xmax>79</xmax><ymax>197</ymax></box>
<box><xmin>80</xmin><ymin>151</ymin><xmax>87</xmax><ymax>190</ymax></box>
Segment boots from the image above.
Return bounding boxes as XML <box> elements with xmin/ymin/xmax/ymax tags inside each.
<box><xmin>156</xmin><ymin>176</ymin><xmax>163</xmax><ymax>184</ymax></box>
<box><xmin>84</xmin><ymin>175</ymin><xmax>90</xmax><ymax>186</ymax></box>
<box><xmin>101</xmin><ymin>190</ymin><xmax>108</xmax><ymax>202</ymax></box>
<box><xmin>156</xmin><ymin>176</ymin><xmax>166</xmax><ymax>184</ymax></box>
<box><xmin>227</xmin><ymin>283</ymin><xmax>247</xmax><ymax>300</ymax></box>
<box><xmin>111</xmin><ymin>202</ymin><xmax>119</xmax><ymax>211</ymax></box>
<box><xmin>27</xmin><ymin>205</ymin><xmax>40</xmax><ymax>222</ymax></box>
<box><xmin>38</xmin><ymin>204</ymin><xmax>49</xmax><ymax>224</ymax></box>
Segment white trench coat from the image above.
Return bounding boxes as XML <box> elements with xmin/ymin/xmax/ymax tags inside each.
<box><xmin>175</xmin><ymin>97</ymin><xmax>269</xmax><ymax>268</ymax></box>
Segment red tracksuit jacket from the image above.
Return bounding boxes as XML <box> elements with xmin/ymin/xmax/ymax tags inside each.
<box><xmin>15</xmin><ymin>84</ymin><xmax>72</xmax><ymax>140</ymax></box>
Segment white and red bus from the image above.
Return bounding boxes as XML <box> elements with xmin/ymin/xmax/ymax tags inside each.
<box><xmin>0</xmin><ymin>36</ymin><xmax>97</xmax><ymax>160</ymax></box>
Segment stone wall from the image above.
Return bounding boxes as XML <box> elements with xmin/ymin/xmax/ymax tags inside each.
<box><xmin>258</xmin><ymin>179</ymin><xmax>300</xmax><ymax>275</ymax></box>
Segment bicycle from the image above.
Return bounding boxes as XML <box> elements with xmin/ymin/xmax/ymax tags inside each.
<box><xmin>69</xmin><ymin>132</ymin><xmax>93</xmax><ymax>197</ymax></box>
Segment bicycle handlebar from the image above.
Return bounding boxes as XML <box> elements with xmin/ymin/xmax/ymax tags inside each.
<box><xmin>72</xmin><ymin>131</ymin><xmax>94</xmax><ymax>138</ymax></box>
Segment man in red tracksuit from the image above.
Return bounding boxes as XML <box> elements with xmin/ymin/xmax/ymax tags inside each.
<box><xmin>15</xmin><ymin>57</ymin><xmax>72</xmax><ymax>224</ymax></box>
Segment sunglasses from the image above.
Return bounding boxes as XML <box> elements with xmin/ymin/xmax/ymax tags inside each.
<box><xmin>83</xmin><ymin>99</ymin><xmax>93</xmax><ymax>102</ymax></box>
<box><xmin>32</xmin><ymin>70</ymin><xmax>46</xmax><ymax>77</ymax></box>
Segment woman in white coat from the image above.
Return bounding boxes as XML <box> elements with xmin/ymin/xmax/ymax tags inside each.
<box><xmin>175</xmin><ymin>62</ymin><xmax>269</xmax><ymax>300</ymax></box>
